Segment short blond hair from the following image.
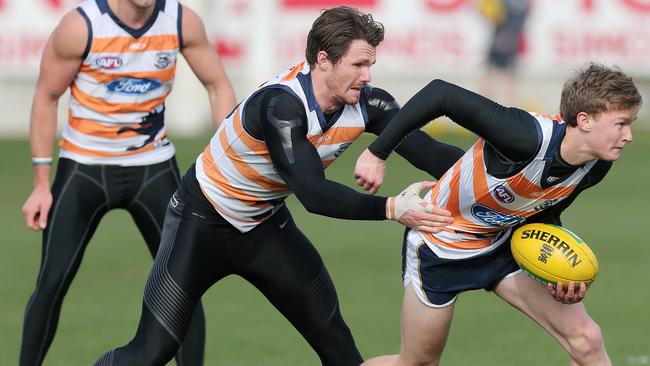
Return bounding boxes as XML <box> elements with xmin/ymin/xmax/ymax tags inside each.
<box><xmin>560</xmin><ymin>63</ymin><xmax>642</xmax><ymax>126</ymax></box>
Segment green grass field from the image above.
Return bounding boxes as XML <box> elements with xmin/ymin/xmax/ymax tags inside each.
<box><xmin>1</xmin><ymin>130</ymin><xmax>649</xmax><ymax>365</ymax></box>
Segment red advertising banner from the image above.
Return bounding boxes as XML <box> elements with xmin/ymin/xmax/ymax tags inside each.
<box><xmin>1</xmin><ymin>0</ymin><xmax>649</xmax><ymax>74</ymax></box>
<box><xmin>282</xmin><ymin>0</ymin><xmax>376</xmax><ymax>7</ymax></box>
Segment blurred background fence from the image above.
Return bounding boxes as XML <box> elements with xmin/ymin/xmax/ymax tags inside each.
<box><xmin>0</xmin><ymin>0</ymin><xmax>648</xmax><ymax>137</ymax></box>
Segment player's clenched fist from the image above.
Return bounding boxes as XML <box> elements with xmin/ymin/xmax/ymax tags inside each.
<box><xmin>354</xmin><ymin>148</ymin><xmax>386</xmax><ymax>194</ymax></box>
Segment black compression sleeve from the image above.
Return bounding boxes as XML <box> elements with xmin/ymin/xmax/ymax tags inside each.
<box><xmin>525</xmin><ymin>160</ymin><xmax>613</xmax><ymax>225</ymax></box>
<box><xmin>250</xmin><ymin>88</ymin><xmax>387</xmax><ymax>220</ymax></box>
<box><xmin>363</xmin><ymin>86</ymin><xmax>465</xmax><ymax>179</ymax></box>
<box><xmin>368</xmin><ymin>79</ymin><xmax>539</xmax><ymax>163</ymax></box>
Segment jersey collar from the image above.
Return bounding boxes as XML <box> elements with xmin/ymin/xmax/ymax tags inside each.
<box><xmin>97</xmin><ymin>0</ymin><xmax>165</xmax><ymax>39</ymax></box>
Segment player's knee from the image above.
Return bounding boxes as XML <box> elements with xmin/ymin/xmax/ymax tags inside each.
<box><xmin>407</xmin><ymin>348</ymin><xmax>442</xmax><ymax>366</ymax></box>
<box><xmin>306</xmin><ymin>312</ymin><xmax>362</xmax><ymax>365</ymax></box>
<box><xmin>566</xmin><ymin>320</ymin><xmax>605</xmax><ymax>362</ymax></box>
<box><xmin>399</xmin><ymin>333</ymin><xmax>445</xmax><ymax>366</ymax></box>
<box><xmin>409</xmin><ymin>357</ymin><xmax>440</xmax><ymax>366</ymax></box>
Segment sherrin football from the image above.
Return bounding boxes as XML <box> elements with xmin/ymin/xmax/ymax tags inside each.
<box><xmin>510</xmin><ymin>223</ymin><xmax>599</xmax><ymax>287</ymax></box>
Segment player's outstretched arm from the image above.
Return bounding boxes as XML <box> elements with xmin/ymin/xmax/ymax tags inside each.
<box><xmin>181</xmin><ymin>6</ymin><xmax>236</xmax><ymax>128</ymax></box>
<box><xmin>368</xmin><ymin>79</ymin><xmax>538</xmax><ymax>164</ymax></box>
<box><xmin>22</xmin><ymin>11</ymin><xmax>86</xmax><ymax>231</ymax></box>
<box><xmin>256</xmin><ymin>89</ymin><xmax>452</xmax><ymax>231</ymax></box>
<box><xmin>356</xmin><ymin>86</ymin><xmax>464</xmax><ymax>194</ymax></box>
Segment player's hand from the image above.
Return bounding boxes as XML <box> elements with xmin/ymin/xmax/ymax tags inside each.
<box><xmin>354</xmin><ymin>148</ymin><xmax>385</xmax><ymax>194</ymax></box>
<box><xmin>547</xmin><ymin>281</ymin><xmax>587</xmax><ymax>304</ymax></box>
<box><xmin>22</xmin><ymin>186</ymin><xmax>53</xmax><ymax>231</ymax></box>
<box><xmin>386</xmin><ymin>181</ymin><xmax>453</xmax><ymax>233</ymax></box>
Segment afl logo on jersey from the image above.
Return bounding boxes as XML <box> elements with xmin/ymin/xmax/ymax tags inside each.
<box><xmin>107</xmin><ymin>78</ymin><xmax>162</xmax><ymax>94</ymax></box>
<box><xmin>471</xmin><ymin>204</ymin><xmax>524</xmax><ymax>227</ymax></box>
<box><xmin>494</xmin><ymin>184</ymin><xmax>515</xmax><ymax>204</ymax></box>
<box><xmin>95</xmin><ymin>56</ymin><xmax>124</xmax><ymax>70</ymax></box>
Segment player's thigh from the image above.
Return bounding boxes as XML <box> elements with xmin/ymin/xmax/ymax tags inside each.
<box><xmin>237</xmin><ymin>210</ymin><xmax>336</xmax><ymax>332</ymax></box>
<box><xmin>129</xmin><ymin>158</ymin><xmax>181</xmax><ymax>254</ymax></box>
<box><xmin>156</xmin><ymin>196</ymin><xmax>236</xmax><ymax>300</ymax></box>
<box><xmin>494</xmin><ymin>272</ymin><xmax>594</xmax><ymax>346</ymax></box>
<box><xmin>399</xmin><ymin>284</ymin><xmax>454</xmax><ymax>364</ymax></box>
<box><xmin>133</xmin><ymin>158</ymin><xmax>180</xmax><ymax>215</ymax></box>
<box><xmin>43</xmin><ymin>159</ymin><xmax>108</xmax><ymax>267</ymax></box>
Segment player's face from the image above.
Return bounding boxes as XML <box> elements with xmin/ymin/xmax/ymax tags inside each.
<box><xmin>326</xmin><ymin>39</ymin><xmax>376</xmax><ymax>107</ymax></box>
<box><xmin>587</xmin><ymin>109</ymin><xmax>636</xmax><ymax>161</ymax></box>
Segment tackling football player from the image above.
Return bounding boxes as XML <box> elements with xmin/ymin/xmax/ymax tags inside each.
<box><xmin>92</xmin><ymin>6</ymin><xmax>461</xmax><ymax>365</ymax></box>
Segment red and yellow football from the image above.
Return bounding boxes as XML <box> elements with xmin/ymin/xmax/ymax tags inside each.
<box><xmin>511</xmin><ymin>223</ymin><xmax>599</xmax><ymax>287</ymax></box>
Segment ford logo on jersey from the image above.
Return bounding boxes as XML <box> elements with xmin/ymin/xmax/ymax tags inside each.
<box><xmin>471</xmin><ymin>204</ymin><xmax>524</xmax><ymax>227</ymax></box>
<box><xmin>106</xmin><ymin>78</ymin><xmax>162</xmax><ymax>94</ymax></box>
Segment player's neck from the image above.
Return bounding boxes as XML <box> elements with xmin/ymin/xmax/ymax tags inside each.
<box><xmin>560</xmin><ymin>126</ymin><xmax>595</xmax><ymax>166</ymax></box>
<box><xmin>107</xmin><ymin>0</ymin><xmax>156</xmax><ymax>29</ymax></box>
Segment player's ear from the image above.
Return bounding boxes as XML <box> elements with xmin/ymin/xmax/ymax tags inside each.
<box><xmin>576</xmin><ymin>112</ymin><xmax>591</xmax><ymax>131</ymax></box>
<box><xmin>316</xmin><ymin>51</ymin><xmax>330</xmax><ymax>71</ymax></box>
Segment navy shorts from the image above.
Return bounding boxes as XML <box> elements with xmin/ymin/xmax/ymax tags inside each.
<box><xmin>402</xmin><ymin>229</ymin><xmax>521</xmax><ymax>307</ymax></box>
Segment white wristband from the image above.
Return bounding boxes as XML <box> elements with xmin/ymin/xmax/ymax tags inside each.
<box><xmin>31</xmin><ymin>157</ymin><xmax>53</xmax><ymax>166</ymax></box>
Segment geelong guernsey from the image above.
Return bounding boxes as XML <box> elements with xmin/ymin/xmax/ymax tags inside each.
<box><xmin>421</xmin><ymin>115</ymin><xmax>597</xmax><ymax>259</ymax></box>
<box><xmin>196</xmin><ymin>61</ymin><xmax>368</xmax><ymax>232</ymax></box>
<box><xmin>60</xmin><ymin>0</ymin><xmax>181</xmax><ymax>166</ymax></box>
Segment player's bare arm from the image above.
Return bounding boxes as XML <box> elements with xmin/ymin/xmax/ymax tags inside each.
<box><xmin>181</xmin><ymin>6</ymin><xmax>236</xmax><ymax>128</ymax></box>
<box><xmin>22</xmin><ymin>11</ymin><xmax>86</xmax><ymax>231</ymax></box>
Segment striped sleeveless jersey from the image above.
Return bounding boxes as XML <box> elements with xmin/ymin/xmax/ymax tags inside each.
<box><xmin>60</xmin><ymin>0</ymin><xmax>181</xmax><ymax>166</ymax></box>
<box><xmin>420</xmin><ymin>114</ymin><xmax>597</xmax><ymax>259</ymax></box>
<box><xmin>195</xmin><ymin>61</ymin><xmax>368</xmax><ymax>232</ymax></box>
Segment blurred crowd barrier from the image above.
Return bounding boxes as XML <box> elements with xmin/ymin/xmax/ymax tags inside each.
<box><xmin>1</xmin><ymin>0</ymin><xmax>649</xmax><ymax>136</ymax></box>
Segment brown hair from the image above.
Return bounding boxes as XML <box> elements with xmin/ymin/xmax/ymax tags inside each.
<box><xmin>305</xmin><ymin>6</ymin><xmax>384</xmax><ymax>66</ymax></box>
<box><xmin>560</xmin><ymin>63</ymin><xmax>642</xmax><ymax>126</ymax></box>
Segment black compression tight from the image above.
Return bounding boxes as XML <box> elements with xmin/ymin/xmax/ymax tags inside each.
<box><xmin>94</xmin><ymin>190</ymin><xmax>362</xmax><ymax>365</ymax></box>
<box><xmin>20</xmin><ymin>158</ymin><xmax>205</xmax><ymax>366</ymax></box>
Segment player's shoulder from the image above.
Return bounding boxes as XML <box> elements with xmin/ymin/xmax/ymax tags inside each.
<box><xmin>592</xmin><ymin>159</ymin><xmax>613</xmax><ymax>173</ymax></box>
<box><xmin>361</xmin><ymin>85</ymin><xmax>393</xmax><ymax>101</ymax></box>
<box><xmin>58</xmin><ymin>8</ymin><xmax>88</xmax><ymax>31</ymax></box>
<box><xmin>180</xmin><ymin>3</ymin><xmax>199</xmax><ymax>25</ymax></box>
<box><xmin>179</xmin><ymin>4</ymin><xmax>206</xmax><ymax>46</ymax></box>
<box><xmin>361</xmin><ymin>85</ymin><xmax>399</xmax><ymax>111</ymax></box>
<box><xmin>50</xmin><ymin>10</ymin><xmax>88</xmax><ymax>58</ymax></box>
<box><xmin>250</xmin><ymin>86</ymin><xmax>305</xmax><ymax>120</ymax></box>
<box><xmin>254</xmin><ymin>86</ymin><xmax>302</xmax><ymax>104</ymax></box>
<box><xmin>576</xmin><ymin>159</ymin><xmax>613</xmax><ymax>190</ymax></box>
